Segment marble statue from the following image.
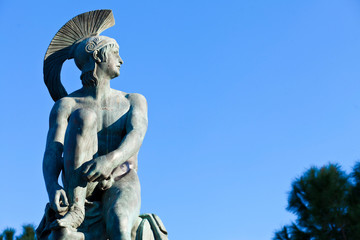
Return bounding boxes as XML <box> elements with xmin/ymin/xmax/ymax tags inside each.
<box><xmin>36</xmin><ymin>10</ymin><xmax>168</xmax><ymax>240</ymax></box>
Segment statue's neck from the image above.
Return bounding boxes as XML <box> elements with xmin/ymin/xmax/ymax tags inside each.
<box><xmin>83</xmin><ymin>78</ymin><xmax>111</xmax><ymax>100</ymax></box>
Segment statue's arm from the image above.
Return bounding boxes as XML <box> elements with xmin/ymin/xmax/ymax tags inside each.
<box><xmin>107</xmin><ymin>93</ymin><xmax>148</xmax><ymax>168</ymax></box>
<box><xmin>43</xmin><ymin>100</ymin><xmax>71</xmax><ymax>211</ymax></box>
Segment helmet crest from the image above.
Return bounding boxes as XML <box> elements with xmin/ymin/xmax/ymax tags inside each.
<box><xmin>44</xmin><ymin>10</ymin><xmax>115</xmax><ymax>101</ymax></box>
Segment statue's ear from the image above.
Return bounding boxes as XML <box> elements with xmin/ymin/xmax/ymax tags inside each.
<box><xmin>93</xmin><ymin>50</ymin><xmax>101</xmax><ymax>63</ymax></box>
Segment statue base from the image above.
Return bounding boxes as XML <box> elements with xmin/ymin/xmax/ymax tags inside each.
<box><xmin>36</xmin><ymin>204</ymin><xmax>168</xmax><ymax>240</ymax></box>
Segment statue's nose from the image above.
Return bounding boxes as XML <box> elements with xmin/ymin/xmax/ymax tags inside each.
<box><xmin>119</xmin><ymin>56</ymin><xmax>124</xmax><ymax>65</ymax></box>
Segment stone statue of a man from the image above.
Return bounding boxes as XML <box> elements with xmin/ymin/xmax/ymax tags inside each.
<box><xmin>36</xmin><ymin>10</ymin><xmax>167</xmax><ymax>240</ymax></box>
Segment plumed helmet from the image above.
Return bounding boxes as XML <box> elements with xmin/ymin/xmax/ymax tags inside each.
<box><xmin>44</xmin><ymin>10</ymin><xmax>116</xmax><ymax>101</ymax></box>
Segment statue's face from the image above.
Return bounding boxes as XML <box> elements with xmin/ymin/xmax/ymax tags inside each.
<box><xmin>103</xmin><ymin>46</ymin><xmax>123</xmax><ymax>79</ymax></box>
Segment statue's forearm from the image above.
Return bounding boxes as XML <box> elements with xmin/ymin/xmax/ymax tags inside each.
<box><xmin>106</xmin><ymin>129</ymin><xmax>145</xmax><ymax>169</ymax></box>
<box><xmin>43</xmin><ymin>144</ymin><xmax>63</xmax><ymax>197</ymax></box>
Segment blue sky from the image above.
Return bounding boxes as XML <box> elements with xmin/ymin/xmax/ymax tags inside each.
<box><xmin>1</xmin><ymin>0</ymin><xmax>360</xmax><ymax>239</ymax></box>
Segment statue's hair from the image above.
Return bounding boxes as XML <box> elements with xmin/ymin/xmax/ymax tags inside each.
<box><xmin>98</xmin><ymin>43</ymin><xmax>118</xmax><ymax>62</ymax></box>
<box><xmin>44</xmin><ymin>10</ymin><xmax>115</xmax><ymax>101</ymax></box>
<box><xmin>80</xmin><ymin>43</ymin><xmax>118</xmax><ymax>87</ymax></box>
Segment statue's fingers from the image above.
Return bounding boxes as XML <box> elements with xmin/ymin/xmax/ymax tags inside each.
<box><xmin>60</xmin><ymin>190</ymin><xmax>69</xmax><ymax>206</ymax></box>
<box><xmin>89</xmin><ymin>172</ymin><xmax>101</xmax><ymax>182</ymax></box>
<box><xmin>86</xmin><ymin>167</ymin><xmax>97</xmax><ymax>180</ymax></box>
<box><xmin>84</xmin><ymin>164</ymin><xmax>96</xmax><ymax>179</ymax></box>
<box><xmin>58</xmin><ymin>205</ymin><xmax>68</xmax><ymax>213</ymax></box>
<box><xmin>54</xmin><ymin>191</ymin><xmax>62</xmax><ymax>212</ymax></box>
<box><xmin>82</xmin><ymin>161</ymin><xmax>93</xmax><ymax>174</ymax></box>
<box><xmin>100</xmin><ymin>177</ymin><xmax>114</xmax><ymax>190</ymax></box>
<box><xmin>96</xmin><ymin>174</ymin><xmax>106</xmax><ymax>182</ymax></box>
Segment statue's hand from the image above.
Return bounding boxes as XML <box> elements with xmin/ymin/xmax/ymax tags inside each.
<box><xmin>99</xmin><ymin>176</ymin><xmax>115</xmax><ymax>190</ymax></box>
<box><xmin>82</xmin><ymin>155</ymin><xmax>113</xmax><ymax>182</ymax></box>
<box><xmin>50</xmin><ymin>185</ymin><xmax>69</xmax><ymax>214</ymax></box>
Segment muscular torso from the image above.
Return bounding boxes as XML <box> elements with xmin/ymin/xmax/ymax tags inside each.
<box><xmin>58</xmin><ymin>88</ymin><xmax>139</xmax><ymax>171</ymax></box>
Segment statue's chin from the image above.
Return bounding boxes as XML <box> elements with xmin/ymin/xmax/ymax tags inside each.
<box><xmin>112</xmin><ymin>74</ymin><xmax>120</xmax><ymax>80</ymax></box>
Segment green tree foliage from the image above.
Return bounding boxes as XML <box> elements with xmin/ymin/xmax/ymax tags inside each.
<box><xmin>16</xmin><ymin>225</ymin><xmax>35</xmax><ymax>240</ymax></box>
<box><xmin>274</xmin><ymin>163</ymin><xmax>360</xmax><ymax>240</ymax></box>
<box><xmin>2</xmin><ymin>228</ymin><xmax>15</xmax><ymax>240</ymax></box>
<box><xmin>0</xmin><ymin>225</ymin><xmax>35</xmax><ymax>240</ymax></box>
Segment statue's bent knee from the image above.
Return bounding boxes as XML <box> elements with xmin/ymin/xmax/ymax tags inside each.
<box><xmin>48</xmin><ymin>228</ymin><xmax>84</xmax><ymax>240</ymax></box>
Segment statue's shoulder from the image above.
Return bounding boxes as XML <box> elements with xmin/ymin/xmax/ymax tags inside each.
<box><xmin>112</xmin><ymin>90</ymin><xmax>147</xmax><ymax>106</ymax></box>
<box><xmin>55</xmin><ymin>96</ymin><xmax>76</xmax><ymax>108</ymax></box>
<box><xmin>51</xmin><ymin>96</ymin><xmax>76</xmax><ymax>117</ymax></box>
<box><xmin>125</xmin><ymin>92</ymin><xmax>147</xmax><ymax>106</ymax></box>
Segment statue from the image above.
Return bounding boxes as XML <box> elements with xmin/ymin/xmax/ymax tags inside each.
<box><xmin>36</xmin><ymin>10</ymin><xmax>168</xmax><ymax>240</ymax></box>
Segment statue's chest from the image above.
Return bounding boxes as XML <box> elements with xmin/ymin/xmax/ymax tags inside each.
<box><xmin>96</xmin><ymin>103</ymin><xmax>130</xmax><ymax>153</ymax></box>
<box><xmin>74</xmin><ymin>96</ymin><xmax>130</xmax><ymax>140</ymax></box>
<box><xmin>96</xmin><ymin>103</ymin><xmax>129</xmax><ymax>132</ymax></box>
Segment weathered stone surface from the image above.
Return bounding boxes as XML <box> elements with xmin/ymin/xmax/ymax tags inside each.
<box><xmin>37</xmin><ymin>10</ymin><xmax>168</xmax><ymax>240</ymax></box>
